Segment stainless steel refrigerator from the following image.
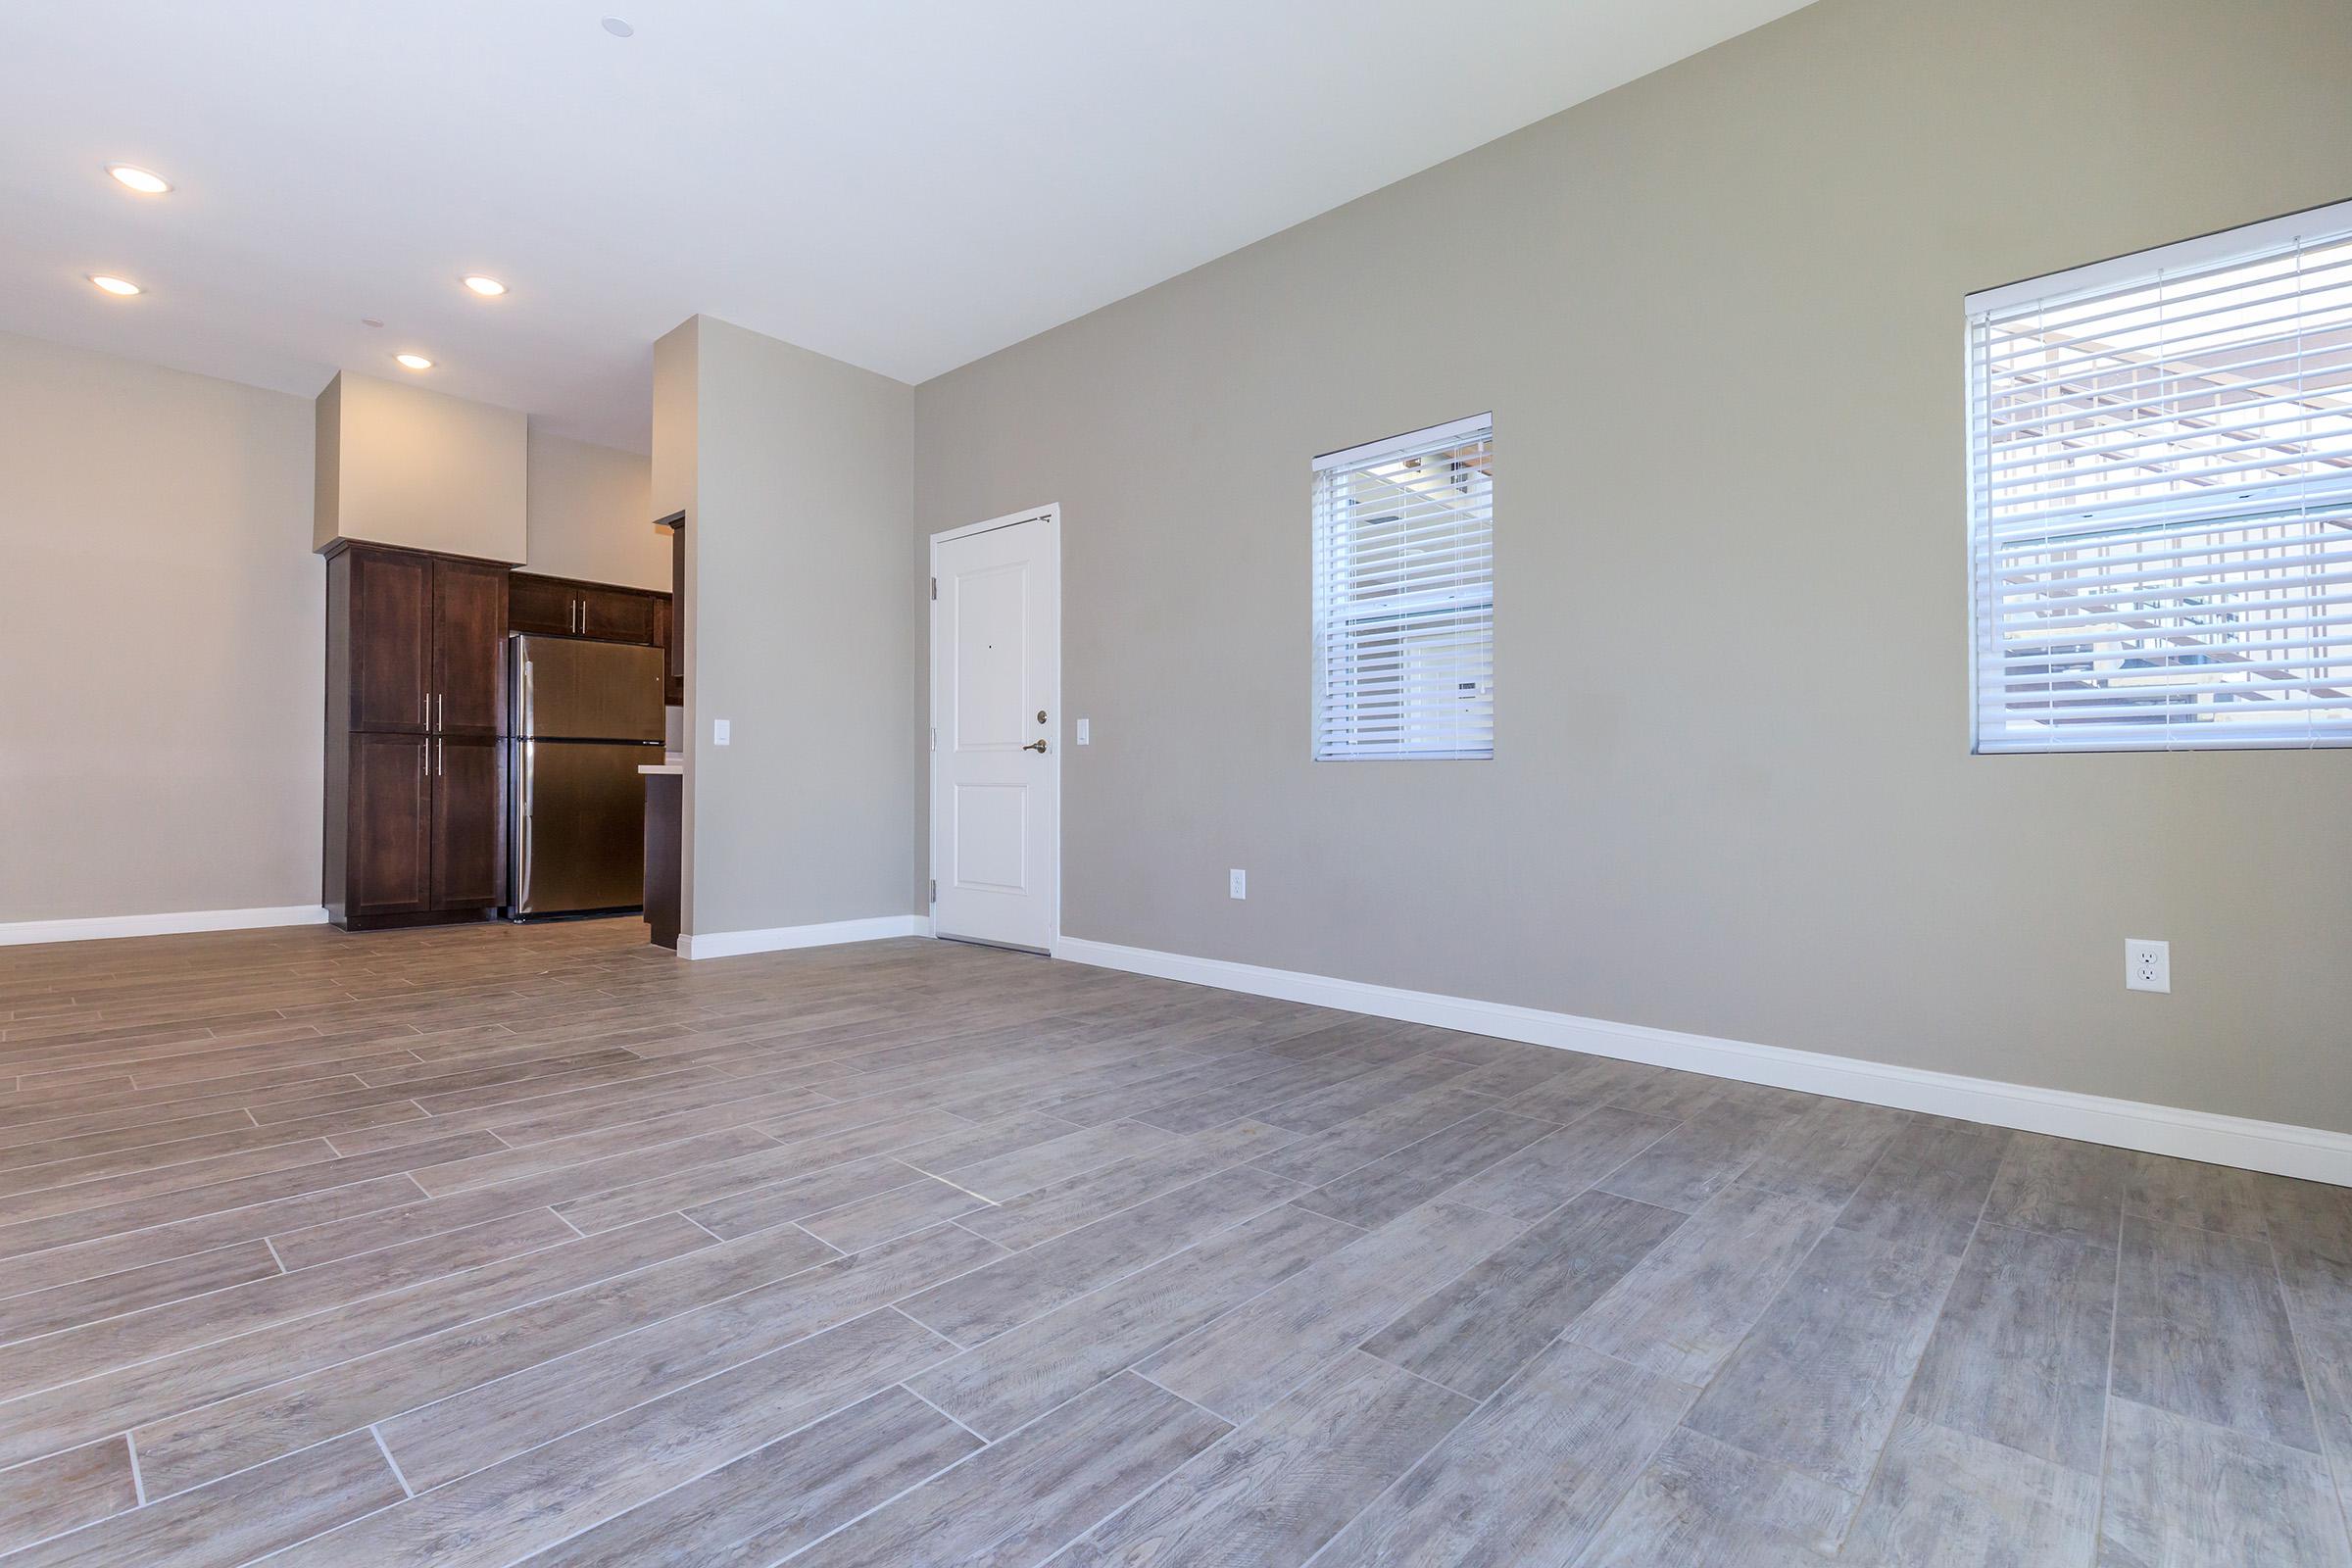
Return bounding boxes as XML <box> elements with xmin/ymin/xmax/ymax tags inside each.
<box><xmin>509</xmin><ymin>634</ymin><xmax>667</xmax><ymax>917</ymax></box>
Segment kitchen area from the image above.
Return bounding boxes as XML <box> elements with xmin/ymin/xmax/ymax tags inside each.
<box><xmin>315</xmin><ymin>368</ymin><xmax>685</xmax><ymax>949</ymax></box>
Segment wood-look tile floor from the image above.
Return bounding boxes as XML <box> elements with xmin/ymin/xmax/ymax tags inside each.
<box><xmin>1</xmin><ymin>920</ymin><xmax>2348</xmax><ymax>1566</ymax></box>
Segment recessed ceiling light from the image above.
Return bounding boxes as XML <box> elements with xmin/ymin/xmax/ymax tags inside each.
<box><xmin>461</xmin><ymin>275</ymin><xmax>507</xmax><ymax>297</ymax></box>
<box><xmin>88</xmin><ymin>274</ymin><xmax>142</xmax><ymax>296</ymax></box>
<box><xmin>601</xmin><ymin>17</ymin><xmax>634</xmax><ymax>37</ymax></box>
<box><xmin>394</xmin><ymin>353</ymin><xmax>434</xmax><ymax>371</ymax></box>
<box><xmin>106</xmin><ymin>164</ymin><xmax>172</xmax><ymax>195</ymax></box>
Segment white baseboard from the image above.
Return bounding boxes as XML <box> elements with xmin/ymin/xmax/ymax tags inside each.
<box><xmin>0</xmin><ymin>905</ymin><xmax>330</xmax><ymax>949</ymax></box>
<box><xmin>1054</xmin><ymin>936</ymin><xmax>2352</xmax><ymax>1188</ymax></box>
<box><xmin>680</xmin><ymin>914</ymin><xmax>930</xmax><ymax>961</ymax></box>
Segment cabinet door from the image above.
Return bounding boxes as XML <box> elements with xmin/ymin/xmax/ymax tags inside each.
<box><xmin>509</xmin><ymin>574</ymin><xmax>576</xmax><ymax>636</ymax></box>
<box><xmin>349</xmin><ymin>733</ymin><xmax>433</xmax><ymax>916</ymax></box>
<box><xmin>433</xmin><ymin>560</ymin><xmax>509</xmax><ymax>736</ymax></box>
<box><xmin>430</xmin><ymin>737</ymin><xmax>507</xmax><ymax>910</ymax></box>
<box><xmin>349</xmin><ymin>549</ymin><xmax>433</xmax><ymax>733</ymax></box>
<box><xmin>579</xmin><ymin>585</ymin><xmax>658</xmax><ymax>644</ymax></box>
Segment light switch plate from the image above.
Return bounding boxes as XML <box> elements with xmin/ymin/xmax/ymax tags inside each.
<box><xmin>1076</xmin><ymin>718</ymin><xmax>1091</xmax><ymax>746</ymax></box>
<box><xmin>712</xmin><ymin>718</ymin><xmax>731</xmax><ymax>747</ymax></box>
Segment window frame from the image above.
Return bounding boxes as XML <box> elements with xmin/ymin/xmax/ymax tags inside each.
<box><xmin>1964</xmin><ymin>199</ymin><xmax>2352</xmax><ymax>756</ymax></box>
<box><xmin>1310</xmin><ymin>414</ymin><xmax>1495</xmax><ymax>762</ymax></box>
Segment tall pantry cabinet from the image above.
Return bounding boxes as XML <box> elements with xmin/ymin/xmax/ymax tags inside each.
<box><xmin>323</xmin><ymin>541</ymin><xmax>510</xmax><ymax>929</ymax></box>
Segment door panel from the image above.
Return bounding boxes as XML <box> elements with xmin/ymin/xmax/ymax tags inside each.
<box><xmin>508</xmin><ymin>574</ymin><xmax>576</xmax><ymax>637</ymax></box>
<box><xmin>350</xmin><ymin>733</ymin><xmax>432</xmax><ymax>916</ymax></box>
<box><xmin>931</xmin><ymin>513</ymin><xmax>1058</xmax><ymax>951</ymax></box>
<box><xmin>579</xmin><ymin>585</ymin><xmax>658</xmax><ymax>644</ymax></box>
<box><xmin>433</xmin><ymin>560</ymin><xmax>509</xmax><ymax>736</ymax></box>
<box><xmin>431</xmin><ymin>737</ymin><xmax>507</xmax><ymax>910</ymax></box>
<box><xmin>513</xmin><ymin>741</ymin><xmax>650</xmax><ymax>914</ymax></box>
<box><xmin>350</xmin><ymin>549</ymin><xmax>432</xmax><ymax>733</ymax></box>
<box><xmin>952</xmin><ymin>783</ymin><xmax>1029</xmax><ymax>891</ymax></box>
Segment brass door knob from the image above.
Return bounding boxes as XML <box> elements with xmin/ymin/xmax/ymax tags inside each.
<box><xmin>1022</xmin><ymin>739</ymin><xmax>1048</xmax><ymax>753</ymax></box>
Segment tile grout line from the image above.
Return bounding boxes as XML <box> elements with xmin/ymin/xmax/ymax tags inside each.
<box><xmin>896</xmin><ymin>1380</ymin><xmax>992</xmax><ymax>1445</ymax></box>
<box><xmin>2260</xmin><ymin>1210</ymin><xmax>2352</xmax><ymax>1556</ymax></box>
<box><xmin>369</xmin><ymin>1423</ymin><xmax>416</xmax><ymax>1497</ymax></box>
<box><xmin>4</xmin><ymin>1216</ymin><xmax>732</xmax><ymax>1471</ymax></box>
<box><xmin>2090</xmin><ymin>1187</ymin><xmax>2126</xmax><ymax>1563</ymax></box>
<box><xmin>1823</xmin><ymin>1142</ymin><xmax>2005</xmax><ymax>1555</ymax></box>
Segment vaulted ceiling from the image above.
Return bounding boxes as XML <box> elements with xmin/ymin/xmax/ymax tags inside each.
<box><xmin>0</xmin><ymin>0</ymin><xmax>1811</xmax><ymax>447</ymax></box>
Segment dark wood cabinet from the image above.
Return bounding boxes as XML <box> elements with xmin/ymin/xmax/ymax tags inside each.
<box><xmin>509</xmin><ymin>572</ymin><xmax>668</xmax><ymax>648</ymax></box>
<box><xmin>325</xmin><ymin>541</ymin><xmax>513</xmax><ymax>931</ymax></box>
<box><xmin>662</xmin><ymin>513</ymin><xmax>685</xmax><ymax>706</ymax></box>
<box><xmin>433</xmin><ymin>561</ymin><xmax>509</xmax><ymax>736</ymax></box>
<box><xmin>507</xmin><ymin>573</ymin><xmax>577</xmax><ymax>638</ymax></box>
<box><xmin>580</xmin><ymin>585</ymin><xmax>657</xmax><ymax>643</ymax></box>
<box><xmin>430</xmin><ymin>738</ymin><xmax>507</xmax><ymax>910</ymax></box>
<box><xmin>346</xmin><ymin>549</ymin><xmax>433</xmax><ymax>733</ymax></box>
<box><xmin>345</xmin><ymin>733</ymin><xmax>433</xmax><ymax>918</ymax></box>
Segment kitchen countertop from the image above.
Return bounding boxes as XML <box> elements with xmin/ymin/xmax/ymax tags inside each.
<box><xmin>638</xmin><ymin>755</ymin><xmax>684</xmax><ymax>775</ymax></box>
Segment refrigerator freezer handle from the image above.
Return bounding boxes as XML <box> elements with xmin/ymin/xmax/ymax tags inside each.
<box><xmin>516</xmin><ymin>738</ymin><xmax>533</xmax><ymax>911</ymax></box>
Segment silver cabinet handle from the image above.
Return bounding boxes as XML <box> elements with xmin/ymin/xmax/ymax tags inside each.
<box><xmin>436</xmin><ymin>737</ymin><xmax>444</xmax><ymax>776</ymax></box>
<box><xmin>434</xmin><ymin>692</ymin><xmax>442</xmax><ymax>731</ymax></box>
<box><xmin>419</xmin><ymin>742</ymin><xmax>427</xmax><ymax>776</ymax></box>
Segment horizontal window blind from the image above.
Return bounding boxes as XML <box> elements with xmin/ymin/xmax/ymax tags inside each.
<box><xmin>1312</xmin><ymin>415</ymin><xmax>1494</xmax><ymax>760</ymax></box>
<box><xmin>1968</xmin><ymin>200</ymin><xmax>2352</xmax><ymax>753</ymax></box>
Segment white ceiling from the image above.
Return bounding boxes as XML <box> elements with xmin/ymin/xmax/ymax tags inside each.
<box><xmin>0</xmin><ymin>0</ymin><xmax>1808</xmax><ymax>450</ymax></box>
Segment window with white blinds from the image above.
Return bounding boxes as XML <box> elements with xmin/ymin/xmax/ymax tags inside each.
<box><xmin>1968</xmin><ymin>200</ymin><xmax>2352</xmax><ymax>753</ymax></box>
<box><xmin>1311</xmin><ymin>415</ymin><xmax>1494</xmax><ymax>760</ymax></box>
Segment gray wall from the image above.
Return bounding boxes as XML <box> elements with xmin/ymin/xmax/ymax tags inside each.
<box><xmin>914</xmin><ymin>0</ymin><xmax>2352</xmax><ymax>1131</ymax></box>
<box><xmin>0</xmin><ymin>331</ymin><xmax>322</xmax><ymax>922</ymax></box>
<box><xmin>681</xmin><ymin>316</ymin><xmax>917</xmax><ymax>937</ymax></box>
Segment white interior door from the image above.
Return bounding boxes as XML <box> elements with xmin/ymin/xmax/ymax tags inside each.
<box><xmin>931</xmin><ymin>509</ymin><xmax>1058</xmax><ymax>951</ymax></box>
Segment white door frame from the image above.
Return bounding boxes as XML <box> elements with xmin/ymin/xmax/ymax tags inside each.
<box><xmin>928</xmin><ymin>503</ymin><xmax>1061</xmax><ymax>954</ymax></box>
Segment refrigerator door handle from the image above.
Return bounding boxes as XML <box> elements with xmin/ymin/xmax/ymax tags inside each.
<box><xmin>519</xmin><ymin>661</ymin><xmax>533</xmax><ymax>739</ymax></box>
<box><xmin>517</xmin><ymin>739</ymin><xmax>533</xmax><ymax>909</ymax></box>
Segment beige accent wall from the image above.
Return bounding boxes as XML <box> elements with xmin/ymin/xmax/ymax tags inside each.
<box><xmin>524</xmin><ymin>428</ymin><xmax>663</xmax><ymax>590</ymax></box>
<box><xmin>664</xmin><ymin>316</ymin><xmax>917</xmax><ymax>938</ymax></box>
<box><xmin>0</xmin><ymin>331</ymin><xmax>322</xmax><ymax>922</ymax></box>
<box><xmin>314</xmin><ymin>370</ymin><xmax>528</xmax><ymax>561</ymax></box>
<box><xmin>913</xmin><ymin>0</ymin><xmax>2352</xmax><ymax>1131</ymax></box>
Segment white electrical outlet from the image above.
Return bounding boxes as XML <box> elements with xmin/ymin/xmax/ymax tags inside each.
<box><xmin>1229</xmin><ymin>869</ymin><xmax>1247</xmax><ymax>900</ymax></box>
<box><xmin>2125</xmin><ymin>938</ymin><xmax>2170</xmax><ymax>994</ymax></box>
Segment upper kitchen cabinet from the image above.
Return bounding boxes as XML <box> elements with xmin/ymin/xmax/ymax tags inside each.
<box><xmin>581</xmin><ymin>583</ymin><xmax>658</xmax><ymax>643</ymax></box>
<box><xmin>434</xmin><ymin>560</ymin><xmax>509</xmax><ymax>736</ymax></box>
<box><xmin>509</xmin><ymin>571</ymin><xmax>668</xmax><ymax>648</ymax></box>
<box><xmin>327</xmin><ymin>542</ymin><xmax>509</xmax><ymax>737</ymax></box>
<box><xmin>507</xmin><ymin>572</ymin><xmax>577</xmax><ymax>637</ymax></box>
<box><xmin>339</xmin><ymin>546</ymin><xmax>433</xmax><ymax>733</ymax></box>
